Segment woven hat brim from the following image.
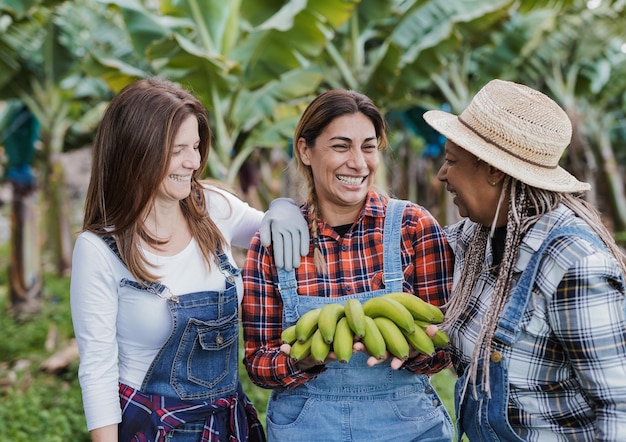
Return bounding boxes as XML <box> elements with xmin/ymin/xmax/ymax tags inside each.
<box><xmin>424</xmin><ymin>110</ymin><xmax>591</xmax><ymax>193</ymax></box>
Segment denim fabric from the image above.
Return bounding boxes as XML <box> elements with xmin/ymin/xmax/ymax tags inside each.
<box><xmin>455</xmin><ymin>226</ymin><xmax>607</xmax><ymax>442</ymax></box>
<box><xmin>271</xmin><ymin>199</ymin><xmax>454</xmax><ymax>442</ymax></box>
<box><xmin>123</xmin><ymin>251</ymin><xmax>242</xmax><ymax>441</ymax></box>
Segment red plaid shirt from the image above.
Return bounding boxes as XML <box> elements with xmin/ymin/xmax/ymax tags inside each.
<box><xmin>242</xmin><ymin>191</ymin><xmax>453</xmax><ymax>390</ymax></box>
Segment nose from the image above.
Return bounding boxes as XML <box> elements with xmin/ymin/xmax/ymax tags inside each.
<box><xmin>348</xmin><ymin>148</ymin><xmax>368</xmax><ymax>170</ymax></box>
<box><xmin>184</xmin><ymin>148</ymin><xmax>201</xmax><ymax>170</ymax></box>
<box><xmin>436</xmin><ymin>161</ymin><xmax>447</xmax><ymax>182</ymax></box>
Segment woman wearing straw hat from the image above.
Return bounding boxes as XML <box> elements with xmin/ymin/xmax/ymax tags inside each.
<box><xmin>423</xmin><ymin>79</ymin><xmax>626</xmax><ymax>441</ymax></box>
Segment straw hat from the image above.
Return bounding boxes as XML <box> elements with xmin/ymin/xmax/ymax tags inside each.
<box><xmin>423</xmin><ymin>79</ymin><xmax>590</xmax><ymax>193</ymax></box>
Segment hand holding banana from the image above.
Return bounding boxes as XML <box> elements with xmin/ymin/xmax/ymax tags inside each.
<box><xmin>280</xmin><ymin>292</ymin><xmax>449</xmax><ymax>369</ymax></box>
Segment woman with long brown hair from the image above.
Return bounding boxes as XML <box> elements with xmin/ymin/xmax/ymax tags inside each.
<box><xmin>70</xmin><ymin>77</ymin><xmax>307</xmax><ymax>441</ymax></box>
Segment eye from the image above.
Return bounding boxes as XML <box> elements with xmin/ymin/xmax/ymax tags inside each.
<box><xmin>331</xmin><ymin>143</ymin><xmax>350</xmax><ymax>151</ymax></box>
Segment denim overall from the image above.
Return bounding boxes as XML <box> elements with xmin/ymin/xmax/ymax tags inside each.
<box><xmin>103</xmin><ymin>237</ymin><xmax>244</xmax><ymax>442</ymax></box>
<box><xmin>268</xmin><ymin>199</ymin><xmax>454</xmax><ymax>442</ymax></box>
<box><xmin>455</xmin><ymin>226</ymin><xmax>608</xmax><ymax>442</ymax></box>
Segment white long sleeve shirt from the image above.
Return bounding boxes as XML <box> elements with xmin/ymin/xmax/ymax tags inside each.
<box><xmin>70</xmin><ymin>185</ymin><xmax>263</xmax><ymax>431</ymax></box>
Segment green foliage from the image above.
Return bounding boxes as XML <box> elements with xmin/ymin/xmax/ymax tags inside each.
<box><xmin>0</xmin><ymin>273</ymin><xmax>90</xmax><ymax>441</ymax></box>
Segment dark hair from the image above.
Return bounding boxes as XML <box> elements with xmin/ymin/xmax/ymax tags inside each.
<box><xmin>83</xmin><ymin>77</ymin><xmax>224</xmax><ymax>283</ymax></box>
<box><xmin>295</xmin><ymin>89</ymin><xmax>388</xmax><ymax>153</ymax></box>
<box><xmin>292</xmin><ymin>89</ymin><xmax>388</xmax><ymax>273</ymax></box>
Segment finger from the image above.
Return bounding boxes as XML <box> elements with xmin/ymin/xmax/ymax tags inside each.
<box><xmin>300</xmin><ymin>228</ymin><xmax>310</xmax><ymax>257</ymax></box>
<box><xmin>291</xmin><ymin>231</ymin><xmax>301</xmax><ymax>269</ymax></box>
<box><xmin>259</xmin><ymin>224</ymin><xmax>271</xmax><ymax>247</ymax></box>
<box><xmin>280</xmin><ymin>343</ymin><xmax>292</xmax><ymax>355</ymax></box>
<box><xmin>425</xmin><ymin>324</ymin><xmax>438</xmax><ymax>338</ymax></box>
<box><xmin>352</xmin><ymin>342</ymin><xmax>366</xmax><ymax>352</ymax></box>
<box><xmin>272</xmin><ymin>234</ymin><xmax>285</xmax><ymax>270</ymax></box>
<box><xmin>282</xmin><ymin>231</ymin><xmax>294</xmax><ymax>272</ymax></box>
<box><xmin>390</xmin><ymin>357</ymin><xmax>404</xmax><ymax>370</ymax></box>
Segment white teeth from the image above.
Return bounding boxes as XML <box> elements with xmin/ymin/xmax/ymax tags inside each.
<box><xmin>337</xmin><ymin>175</ymin><xmax>364</xmax><ymax>185</ymax></box>
<box><xmin>170</xmin><ymin>175</ymin><xmax>191</xmax><ymax>182</ymax></box>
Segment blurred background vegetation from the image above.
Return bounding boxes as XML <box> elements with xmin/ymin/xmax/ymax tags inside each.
<box><xmin>1</xmin><ymin>0</ymin><xmax>625</xmax><ymax>439</ymax></box>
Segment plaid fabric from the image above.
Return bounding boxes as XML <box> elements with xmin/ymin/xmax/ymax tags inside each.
<box><xmin>446</xmin><ymin>204</ymin><xmax>626</xmax><ymax>441</ymax></box>
<box><xmin>242</xmin><ymin>191</ymin><xmax>453</xmax><ymax>390</ymax></box>
<box><xmin>118</xmin><ymin>383</ymin><xmax>265</xmax><ymax>442</ymax></box>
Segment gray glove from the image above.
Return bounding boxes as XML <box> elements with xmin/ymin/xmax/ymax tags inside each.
<box><xmin>259</xmin><ymin>198</ymin><xmax>309</xmax><ymax>271</ymax></box>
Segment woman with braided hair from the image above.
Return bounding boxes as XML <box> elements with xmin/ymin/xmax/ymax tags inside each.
<box><xmin>424</xmin><ymin>79</ymin><xmax>626</xmax><ymax>441</ymax></box>
<box><xmin>242</xmin><ymin>89</ymin><xmax>454</xmax><ymax>441</ymax></box>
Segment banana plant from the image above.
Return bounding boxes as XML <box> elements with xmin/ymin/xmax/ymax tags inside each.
<box><xmin>472</xmin><ymin>0</ymin><xmax>626</xmax><ymax>232</ymax></box>
<box><xmin>88</xmin><ymin>0</ymin><xmax>360</xmax><ymax>188</ymax></box>
<box><xmin>0</xmin><ymin>0</ymin><xmax>114</xmax><ymax>280</ymax></box>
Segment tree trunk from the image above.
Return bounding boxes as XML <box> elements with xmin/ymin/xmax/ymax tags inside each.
<box><xmin>9</xmin><ymin>182</ymin><xmax>43</xmax><ymax>317</ymax></box>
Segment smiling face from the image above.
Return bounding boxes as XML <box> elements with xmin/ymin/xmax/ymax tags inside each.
<box><xmin>156</xmin><ymin>115</ymin><xmax>201</xmax><ymax>204</ymax></box>
<box><xmin>437</xmin><ymin>140</ymin><xmax>506</xmax><ymax>226</ymax></box>
<box><xmin>298</xmin><ymin>112</ymin><xmax>379</xmax><ymax>225</ymax></box>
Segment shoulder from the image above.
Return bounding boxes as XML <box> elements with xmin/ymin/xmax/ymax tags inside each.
<box><xmin>73</xmin><ymin>231</ymin><xmax>112</xmax><ymax>256</ymax></box>
<box><xmin>520</xmin><ymin>207</ymin><xmax>624</xmax><ymax>290</ymax></box>
<box><xmin>201</xmin><ymin>181</ymin><xmax>261</xmax><ymax>220</ymax></box>
<box><xmin>444</xmin><ymin>218</ymin><xmax>479</xmax><ymax>251</ymax></box>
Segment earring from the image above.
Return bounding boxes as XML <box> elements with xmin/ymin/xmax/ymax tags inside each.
<box><xmin>490</xmin><ymin>181</ymin><xmax>497</xmax><ymax>186</ymax></box>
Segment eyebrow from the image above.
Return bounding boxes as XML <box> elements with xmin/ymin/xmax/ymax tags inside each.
<box><xmin>174</xmin><ymin>139</ymin><xmax>200</xmax><ymax>148</ymax></box>
<box><xmin>329</xmin><ymin>136</ymin><xmax>377</xmax><ymax>143</ymax></box>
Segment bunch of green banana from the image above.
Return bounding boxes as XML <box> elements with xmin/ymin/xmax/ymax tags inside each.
<box><xmin>280</xmin><ymin>293</ymin><xmax>449</xmax><ymax>364</ymax></box>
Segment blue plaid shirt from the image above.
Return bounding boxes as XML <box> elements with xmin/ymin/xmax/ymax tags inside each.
<box><xmin>445</xmin><ymin>204</ymin><xmax>626</xmax><ymax>441</ymax></box>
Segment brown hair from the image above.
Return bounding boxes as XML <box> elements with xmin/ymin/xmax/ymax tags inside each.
<box><xmin>292</xmin><ymin>89</ymin><xmax>388</xmax><ymax>274</ymax></box>
<box><xmin>83</xmin><ymin>77</ymin><xmax>226</xmax><ymax>283</ymax></box>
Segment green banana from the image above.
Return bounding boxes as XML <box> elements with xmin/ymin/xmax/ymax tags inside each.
<box><xmin>317</xmin><ymin>303</ymin><xmax>345</xmax><ymax>344</ymax></box>
<box><xmin>280</xmin><ymin>324</ymin><xmax>297</xmax><ymax>345</ymax></box>
<box><xmin>414</xmin><ymin>320</ymin><xmax>450</xmax><ymax>348</ymax></box>
<box><xmin>363</xmin><ymin>296</ymin><xmax>416</xmax><ymax>335</ymax></box>
<box><xmin>289</xmin><ymin>337</ymin><xmax>313</xmax><ymax>362</ymax></box>
<box><xmin>427</xmin><ymin>303</ymin><xmax>445</xmax><ymax>324</ymax></box>
<box><xmin>373</xmin><ymin>316</ymin><xmax>410</xmax><ymax>361</ymax></box>
<box><xmin>402</xmin><ymin>324</ymin><xmax>435</xmax><ymax>356</ymax></box>
<box><xmin>333</xmin><ymin>317</ymin><xmax>354</xmax><ymax>364</ymax></box>
<box><xmin>295</xmin><ymin>308</ymin><xmax>322</xmax><ymax>343</ymax></box>
<box><xmin>344</xmin><ymin>298</ymin><xmax>366</xmax><ymax>338</ymax></box>
<box><xmin>362</xmin><ymin>316</ymin><xmax>386</xmax><ymax>360</ymax></box>
<box><xmin>310</xmin><ymin>328</ymin><xmax>331</xmax><ymax>364</ymax></box>
<box><xmin>385</xmin><ymin>291</ymin><xmax>442</xmax><ymax>324</ymax></box>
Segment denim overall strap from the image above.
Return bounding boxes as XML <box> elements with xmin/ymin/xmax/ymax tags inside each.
<box><xmin>383</xmin><ymin>198</ymin><xmax>408</xmax><ymax>291</ymax></box>
<box><xmin>101</xmin><ymin>234</ymin><xmax>172</xmax><ymax>298</ymax></box>
<box><xmin>276</xmin><ymin>266</ymin><xmax>300</xmax><ymax>325</ymax></box>
<box><xmin>494</xmin><ymin>226</ymin><xmax>604</xmax><ymax>345</ymax></box>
